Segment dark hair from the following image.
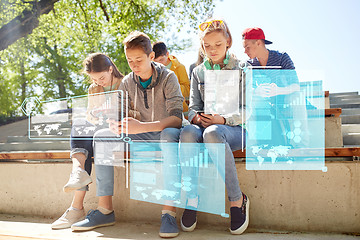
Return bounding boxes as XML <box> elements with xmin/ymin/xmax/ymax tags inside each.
<box><xmin>152</xmin><ymin>41</ymin><xmax>168</xmax><ymax>58</ymax></box>
<box><xmin>122</xmin><ymin>31</ymin><xmax>152</xmax><ymax>56</ymax></box>
<box><xmin>83</xmin><ymin>53</ymin><xmax>123</xmax><ymax>80</ymax></box>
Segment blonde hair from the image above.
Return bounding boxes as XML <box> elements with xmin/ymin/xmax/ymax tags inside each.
<box><xmin>199</xmin><ymin>18</ymin><xmax>232</xmax><ymax>56</ymax></box>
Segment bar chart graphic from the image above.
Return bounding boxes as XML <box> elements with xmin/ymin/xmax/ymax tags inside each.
<box><xmin>181</xmin><ymin>149</ymin><xmax>209</xmax><ymax>168</ymax></box>
<box><xmin>130</xmin><ymin>142</ymin><xmax>226</xmax><ymax>216</ymax></box>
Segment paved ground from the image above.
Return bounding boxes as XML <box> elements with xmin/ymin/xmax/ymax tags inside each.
<box><xmin>0</xmin><ymin>119</ymin><xmax>27</xmax><ymax>143</ymax></box>
<box><xmin>0</xmin><ymin>214</ymin><xmax>358</xmax><ymax>240</ymax></box>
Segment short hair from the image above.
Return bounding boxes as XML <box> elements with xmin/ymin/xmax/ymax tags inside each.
<box><xmin>122</xmin><ymin>31</ymin><xmax>152</xmax><ymax>56</ymax></box>
<box><xmin>153</xmin><ymin>42</ymin><xmax>168</xmax><ymax>58</ymax></box>
<box><xmin>82</xmin><ymin>52</ymin><xmax>123</xmax><ymax>79</ymax></box>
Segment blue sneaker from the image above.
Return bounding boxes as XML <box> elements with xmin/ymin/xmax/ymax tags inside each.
<box><xmin>71</xmin><ymin>209</ymin><xmax>115</xmax><ymax>231</ymax></box>
<box><xmin>159</xmin><ymin>213</ymin><xmax>179</xmax><ymax>238</ymax></box>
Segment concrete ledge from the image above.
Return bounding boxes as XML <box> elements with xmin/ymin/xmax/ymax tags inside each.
<box><xmin>325</xmin><ymin>116</ymin><xmax>343</xmax><ymax>147</ymax></box>
<box><xmin>0</xmin><ymin>161</ymin><xmax>359</xmax><ymax>233</ymax></box>
<box><xmin>329</xmin><ymin>92</ymin><xmax>358</xmax><ymax>97</ymax></box>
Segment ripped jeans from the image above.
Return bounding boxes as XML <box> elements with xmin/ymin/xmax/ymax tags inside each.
<box><xmin>180</xmin><ymin>124</ymin><xmax>246</xmax><ymax>202</ymax></box>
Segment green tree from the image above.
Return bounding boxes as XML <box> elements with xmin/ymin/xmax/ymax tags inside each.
<box><xmin>0</xmin><ymin>0</ymin><xmax>216</xmax><ymax>118</ymax></box>
<box><xmin>0</xmin><ymin>37</ymin><xmax>39</xmax><ymax>117</ymax></box>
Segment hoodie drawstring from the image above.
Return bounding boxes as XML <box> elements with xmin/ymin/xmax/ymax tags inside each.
<box><xmin>143</xmin><ymin>90</ymin><xmax>149</xmax><ymax>109</ymax></box>
<box><xmin>152</xmin><ymin>88</ymin><xmax>155</xmax><ymax>122</ymax></box>
<box><xmin>134</xmin><ymin>85</ymin><xmax>137</xmax><ymax>119</ymax></box>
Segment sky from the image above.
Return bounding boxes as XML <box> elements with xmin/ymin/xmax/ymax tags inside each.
<box><xmin>175</xmin><ymin>0</ymin><xmax>360</xmax><ymax>94</ymax></box>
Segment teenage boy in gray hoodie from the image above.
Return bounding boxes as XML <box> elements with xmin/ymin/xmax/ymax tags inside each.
<box><xmin>71</xmin><ymin>31</ymin><xmax>184</xmax><ymax>238</ymax></box>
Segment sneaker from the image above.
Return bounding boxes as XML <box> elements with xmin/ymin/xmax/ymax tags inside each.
<box><xmin>63</xmin><ymin>168</ymin><xmax>92</xmax><ymax>193</ymax></box>
<box><xmin>51</xmin><ymin>207</ymin><xmax>85</xmax><ymax>230</ymax></box>
<box><xmin>181</xmin><ymin>209</ymin><xmax>197</xmax><ymax>232</ymax></box>
<box><xmin>71</xmin><ymin>209</ymin><xmax>115</xmax><ymax>231</ymax></box>
<box><xmin>181</xmin><ymin>197</ymin><xmax>198</xmax><ymax>232</ymax></box>
<box><xmin>230</xmin><ymin>193</ymin><xmax>250</xmax><ymax>235</ymax></box>
<box><xmin>159</xmin><ymin>213</ymin><xmax>179</xmax><ymax>238</ymax></box>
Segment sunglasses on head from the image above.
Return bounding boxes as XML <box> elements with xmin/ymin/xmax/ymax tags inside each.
<box><xmin>199</xmin><ymin>20</ymin><xmax>224</xmax><ymax>31</ymax></box>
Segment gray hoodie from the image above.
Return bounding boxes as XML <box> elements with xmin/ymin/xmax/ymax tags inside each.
<box><xmin>119</xmin><ymin>62</ymin><xmax>184</xmax><ymax>123</ymax></box>
<box><xmin>189</xmin><ymin>54</ymin><xmax>248</xmax><ymax>126</ymax></box>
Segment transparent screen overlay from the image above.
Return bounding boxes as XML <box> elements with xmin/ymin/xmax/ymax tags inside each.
<box><xmin>245</xmin><ymin>69</ymin><xmax>325</xmax><ymax>171</ymax></box>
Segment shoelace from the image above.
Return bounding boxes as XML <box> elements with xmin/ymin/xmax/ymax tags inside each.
<box><xmin>60</xmin><ymin>209</ymin><xmax>70</xmax><ymax>218</ymax></box>
<box><xmin>70</xmin><ymin>170</ymin><xmax>82</xmax><ymax>181</ymax></box>
<box><xmin>86</xmin><ymin>209</ymin><xmax>97</xmax><ymax>219</ymax></box>
<box><xmin>163</xmin><ymin>213</ymin><xmax>176</xmax><ymax>224</ymax></box>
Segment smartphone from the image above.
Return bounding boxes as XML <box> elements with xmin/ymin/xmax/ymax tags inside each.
<box><xmin>196</xmin><ymin>110</ymin><xmax>211</xmax><ymax>119</ymax></box>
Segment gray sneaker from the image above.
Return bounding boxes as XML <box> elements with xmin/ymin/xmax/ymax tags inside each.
<box><xmin>63</xmin><ymin>168</ymin><xmax>92</xmax><ymax>193</ymax></box>
<box><xmin>51</xmin><ymin>208</ymin><xmax>85</xmax><ymax>230</ymax></box>
<box><xmin>159</xmin><ymin>213</ymin><xmax>179</xmax><ymax>238</ymax></box>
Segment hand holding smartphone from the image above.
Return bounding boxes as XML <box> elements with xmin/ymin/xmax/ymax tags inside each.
<box><xmin>196</xmin><ymin>110</ymin><xmax>211</xmax><ymax>120</ymax></box>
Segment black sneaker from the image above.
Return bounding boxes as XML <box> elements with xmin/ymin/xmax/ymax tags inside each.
<box><xmin>230</xmin><ymin>193</ymin><xmax>250</xmax><ymax>235</ymax></box>
<box><xmin>181</xmin><ymin>209</ymin><xmax>197</xmax><ymax>232</ymax></box>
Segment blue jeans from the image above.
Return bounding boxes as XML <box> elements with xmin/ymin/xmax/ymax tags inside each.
<box><xmin>70</xmin><ymin>119</ymin><xmax>102</xmax><ymax>191</ymax></box>
<box><xmin>180</xmin><ymin>124</ymin><xmax>246</xmax><ymax>201</ymax></box>
<box><xmin>93</xmin><ymin>128</ymin><xmax>181</xmax><ymax>197</ymax></box>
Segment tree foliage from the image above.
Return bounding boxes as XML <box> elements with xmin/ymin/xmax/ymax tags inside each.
<box><xmin>0</xmin><ymin>0</ymin><xmax>59</xmax><ymax>51</ymax></box>
<box><xmin>0</xmin><ymin>0</ymin><xmax>215</xmax><ymax>117</ymax></box>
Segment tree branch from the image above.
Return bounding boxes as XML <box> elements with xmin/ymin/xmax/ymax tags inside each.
<box><xmin>99</xmin><ymin>0</ymin><xmax>110</xmax><ymax>22</ymax></box>
<box><xmin>75</xmin><ymin>0</ymin><xmax>89</xmax><ymax>29</ymax></box>
<box><xmin>0</xmin><ymin>0</ymin><xmax>60</xmax><ymax>51</ymax></box>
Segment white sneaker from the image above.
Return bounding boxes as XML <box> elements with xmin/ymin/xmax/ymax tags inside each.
<box><xmin>63</xmin><ymin>168</ymin><xmax>92</xmax><ymax>193</ymax></box>
<box><xmin>51</xmin><ymin>208</ymin><xmax>86</xmax><ymax>229</ymax></box>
